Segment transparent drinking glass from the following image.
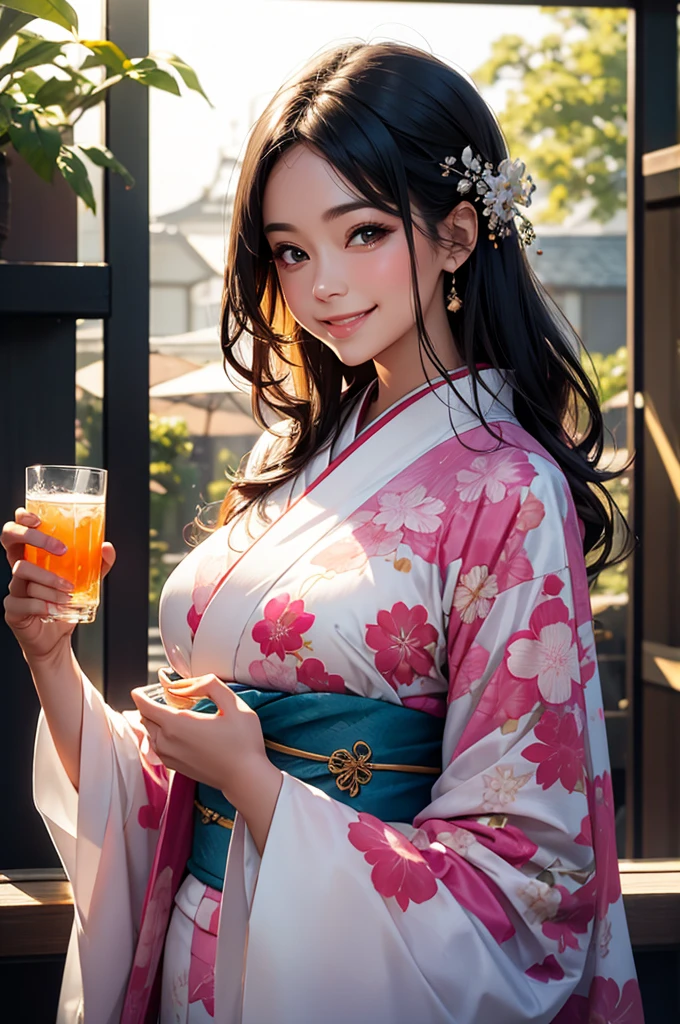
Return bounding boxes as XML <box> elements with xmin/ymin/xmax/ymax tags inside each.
<box><xmin>25</xmin><ymin>464</ymin><xmax>107</xmax><ymax>624</ymax></box>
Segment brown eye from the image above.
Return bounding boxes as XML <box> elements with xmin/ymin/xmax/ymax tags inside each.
<box><xmin>275</xmin><ymin>246</ymin><xmax>308</xmax><ymax>266</ymax></box>
<box><xmin>347</xmin><ymin>225</ymin><xmax>390</xmax><ymax>247</ymax></box>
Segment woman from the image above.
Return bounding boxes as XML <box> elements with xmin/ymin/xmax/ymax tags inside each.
<box><xmin>3</xmin><ymin>42</ymin><xmax>641</xmax><ymax>1024</ymax></box>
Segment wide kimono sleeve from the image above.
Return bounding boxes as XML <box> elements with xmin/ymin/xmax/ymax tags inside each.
<box><xmin>221</xmin><ymin>454</ymin><xmax>641</xmax><ymax>1024</ymax></box>
<box><xmin>33</xmin><ymin>673</ymin><xmax>170</xmax><ymax>1024</ymax></box>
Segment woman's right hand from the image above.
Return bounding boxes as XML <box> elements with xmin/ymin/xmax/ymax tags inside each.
<box><xmin>2</xmin><ymin>507</ymin><xmax>116</xmax><ymax>666</ymax></box>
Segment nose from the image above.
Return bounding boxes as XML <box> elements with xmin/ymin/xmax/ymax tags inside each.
<box><xmin>312</xmin><ymin>262</ymin><xmax>348</xmax><ymax>302</ymax></box>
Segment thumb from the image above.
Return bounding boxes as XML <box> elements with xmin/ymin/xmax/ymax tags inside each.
<box><xmin>101</xmin><ymin>542</ymin><xmax>116</xmax><ymax>579</ymax></box>
<box><xmin>166</xmin><ymin>673</ymin><xmax>235</xmax><ymax>714</ymax></box>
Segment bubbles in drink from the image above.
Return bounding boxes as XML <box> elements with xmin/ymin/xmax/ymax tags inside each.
<box><xmin>25</xmin><ymin>493</ymin><xmax>106</xmax><ymax>620</ymax></box>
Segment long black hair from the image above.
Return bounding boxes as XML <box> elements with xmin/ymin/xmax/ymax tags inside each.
<box><xmin>218</xmin><ymin>41</ymin><xmax>630</xmax><ymax>577</ymax></box>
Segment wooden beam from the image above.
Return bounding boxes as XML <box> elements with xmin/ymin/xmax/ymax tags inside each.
<box><xmin>0</xmin><ymin>879</ymin><xmax>73</xmax><ymax>957</ymax></box>
<box><xmin>2</xmin><ymin>863</ymin><xmax>679</xmax><ymax>957</ymax></box>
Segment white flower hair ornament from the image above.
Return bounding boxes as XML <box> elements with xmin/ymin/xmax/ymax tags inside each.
<box><xmin>440</xmin><ymin>147</ymin><xmax>540</xmax><ymax>252</ymax></box>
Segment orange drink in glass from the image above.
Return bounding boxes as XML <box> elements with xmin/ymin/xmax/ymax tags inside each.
<box><xmin>25</xmin><ymin>465</ymin><xmax>107</xmax><ymax>624</ymax></box>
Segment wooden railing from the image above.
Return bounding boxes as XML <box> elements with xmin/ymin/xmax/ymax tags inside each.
<box><xmin>1</xmin><ymin>861</ymin><xmax>679</xmax><ymax>957</ymax></box>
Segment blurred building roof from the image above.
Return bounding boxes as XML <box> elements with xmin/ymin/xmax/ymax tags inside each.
<box><xmin>156</xmin><ymin>152</ymin><xmax>241</xmax><ymax>236</ymax></box>
<box><xmin>150</xmin><ymin>223</ymin><xmax>216</xmax><ymax>285</ymax></box>
<box><xmin>526</xmin><ymin>233</ymin><xmax>626</xmax><ymax>290</ymax></box>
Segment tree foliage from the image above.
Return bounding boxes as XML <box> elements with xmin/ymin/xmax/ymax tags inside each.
<box><xmin>584</xmin><ymin>346</ymin><xmax>627</xmax><ymax>407</ymax></box>
<box><xmin>474</xmin><ymin>8</ymin><xmax>628</xmax><ymax>223</ymax></box>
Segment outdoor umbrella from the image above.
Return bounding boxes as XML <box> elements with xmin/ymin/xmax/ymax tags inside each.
<box><xmin>148</xmin><ymin>361</ymin><xmax>254</xmax><ymax>435</ymax></box>
<box><xmin>76</xmin><ymin>353</ymin><xmax>200</xmax><ymax>399</ymax></box>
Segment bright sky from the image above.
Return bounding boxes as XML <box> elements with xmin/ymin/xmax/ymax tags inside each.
<box><xmin>21</xmin><ymin>1</ymin><xmax>557</xmax><ymax>218</ymax></box>
<box><xmin>147</xmin><ymin>2</ymin><xmax>554</xmax><ymax>216</ymax></box>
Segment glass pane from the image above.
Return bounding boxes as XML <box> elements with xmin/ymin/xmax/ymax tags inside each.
<box><xmin>75</xmin><ymin>0</ymin><xmax>105</xmax><ymax>265</ymax></box>
<box><xmin>75</xmin><ymin>320</ymin><xmax>105</xmax><ymax>691</ymax></box>
<box><xmin>147</xmin><ymin>5</ymin><xmax>632</xmax><ymax>853</ymax></box>
<box><xmin>74</xmin><ymin>0</ymin><xmax>106</xmax><ymax>691</ymax></box>
<box><xmin>515</xmin><ymin>12</ymin><xmax>630</xmax><ymax>854</ymax></box>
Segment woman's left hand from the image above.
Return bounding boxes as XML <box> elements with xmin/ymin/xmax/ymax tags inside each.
<box><xmin>131</xmin><ymin>675</ymin><xmax>283</xmax><ymax>854</ymax></box>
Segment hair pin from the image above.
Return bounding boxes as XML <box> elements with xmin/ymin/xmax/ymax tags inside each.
<box><xmin>440</xmin><ymin>146</ymin><xmax>538</xmax><ymax>250</ymax></box>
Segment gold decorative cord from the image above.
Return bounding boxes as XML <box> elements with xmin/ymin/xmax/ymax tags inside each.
<box><xmin>194</xmin><ymin>798</ymin><xmax>234</xmax><ymax>830</ymax></box>
<box><xmin>263</xmin><ymin>738</ymin><xmax>439</xmax><ymax>799</ymax></box>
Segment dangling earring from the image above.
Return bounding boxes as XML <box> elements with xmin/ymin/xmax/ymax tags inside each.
<box><xmin>446</xmin><ymin>275</ymin><xmax>462</xmax><ymax>313</ymax></box>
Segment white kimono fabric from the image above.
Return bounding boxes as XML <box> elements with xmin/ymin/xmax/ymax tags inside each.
<box><xmin>34</xmin><ymin>368</ymin><xmax>642</xmax><ymax>1023</ymax></box>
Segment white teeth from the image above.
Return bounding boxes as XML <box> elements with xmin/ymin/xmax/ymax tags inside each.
<box><xmin>330</xmin><ymin>311</ymin><xmax>369</xmax><ymax>325</ymax></box>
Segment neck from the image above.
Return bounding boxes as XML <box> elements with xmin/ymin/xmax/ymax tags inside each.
<box><xmin>360</xmin><ymin>358</ymin><xmax>462</xmax><ymax>430</ymax></box>
<box><xmin>362</xmin><ymin>278</ymin><xmax>465</xmax><ymax>430</ymax></box>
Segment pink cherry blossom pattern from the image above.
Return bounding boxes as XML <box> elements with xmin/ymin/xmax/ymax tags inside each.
<box><xmin>296</xmin><ymin>657</ymin><xmax>345</xmax><ymax>693</ymax></box>
<box><xmin>577</xmin><ymin>633</ymin><xmax>597</xmax><ymax>689</ymax></box>
<box><xmin>373</xmin><ymin>484</ymin><xmax>446</xmax><ymax>533</ymax></box>
<box><xmin>137</xmin><ymin>756</ymin><xmax>169</xmax><ymax>831</ymax></box>
<box><xmin>411</xmin><ymin>823</ymin><xmax>515</xmax><ymax>944</ymax></box>
<box><xmin>188</xmin><ymin>923</ymin><xmax>217</xmax><ymax>1016</ymax></box>
<box><xmin>365</xmin><ymin>602</ymin><xmax>438</xmax><ymax>688</ymax></box>
<box><xmin>187</xmin><ymin>553</ymin><xmax>230</xmax><ymax>639</ymax></box>
<box><xmin>515</xmin><ymin>490</ymin><xmax>546</xmax><ymax>532</ymax></box>
<box><xmin>133</xmin><ymin>865</ymin><xmax>174</xmax><ymax>970</ymax></box>
<box><xmin>542</xmin><ymin>883</ymin><xmax>595</xmax><ymax>953</ymax></box>
<box><xmin>449</xmin><ymin>643</ymin><xmax>491</xmax><ymax>701</ymax></box>
<box><xmin>507</xmin><ymin>598</ymin><xmax>580</xmax><ymax>705</ymax></box>
<box><xmin>251</xmin><ymin>593</ymin><xmax>315</xmax><ymax>661</ymax></box>
<box><xmin>453</xmin><ymin>659</ymin><xmax>540</xmax><ymax>756</ymax></box>
<box><xmin>401</xmin><ymin>693</ymin><xmax>447</xmax><ymax>717</ymax></box>
<box><xmin>455</xmin><ymin>449</ymin><xmax>536</xmax><ymax>504</ymax></box>
<box><xmin>553</xmin><ymin>977</ymin><xmax>644</xmax><ymax>1024</ymax></box>
<box><xmin>522</xmin><ymin>710</ymin><xmax>585</xmax><ymax>793</ymax></box>
<box><xmin>525</xmin><ymin>954</ymin><xmax>565</xmax><ymax>983</ymax></box>
<box><xmin>516</xmin><ymin>879</ymin><xmax>561</xmax><ymax>925</ymax></box>
<box><xmin>598</xmin><ymin>916</ymin><xmax>613</xmax><ymax>959</ymax></box>
<box><xmin>348</xmin><ymin>812</ymin><xmax>438</xmax><ymax>912</ymax></box>
<box><xmin>575</xmin><ymin>772</ymin><xmax>621</xmax><ymax>920</ymax></box>
<box><xmin>248</xmin><ymin>656</ymin><xmax>298</xmax><ymax>691</ymax></box>
<box><xmin>311</xmin><ymin>511</ymin><xmax>401</xmax><ymax>574</ymax></box>
<box><xmin>543</xmin><ymin>573</ymin><xmax>565</xmax><ymax>597</ymax></box>
<box><xmin>493</xmin><ymin>531</ymin><xmax>534</xmax><ymax>592</ymax></box>
<box><xmin>481</xmin><ymin>765</ymin><xmax>534</xmax><ymax>813</ymax></box>
<box><xmin>452</xmin><ymin>565</ymin><xmax>498</xmax><ymax>624</ymax></box>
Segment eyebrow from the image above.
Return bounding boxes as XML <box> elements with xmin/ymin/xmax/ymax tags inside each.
<box><xmin>263</xmin><ymin>200</ymin><xmax>376</xmax><ymax>234</ymax></box>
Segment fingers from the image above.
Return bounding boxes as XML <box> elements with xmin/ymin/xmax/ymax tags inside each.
<box><xmin>4</xmin><ymin>559</ymin><xmax>72</xmax><ymax>629</ymax></box>
<box><xmin>3</xmin><ymin>592</ymin><xmax>54</xmax><ymax>622</ymax></box>
<box><xmin>1</xmin><ymin>509</ymin><xmax>66</xmax><ymax>568</ymax></box>
<box><xmin>165</xmin><ymin>673</ymin><xmax>228</xmax><ymax>703</ymax></box>
<box><xmin>131</xmin><ymin>686</ymin><xmax>178</xmax><ymax>726</ymax></box>
<box><xmin>138</xmin><ymin>715</ymin><xmax>160</xmax><ymax>749</ymax></box>
<box><xmin>10</xmin><ymin>558</ymin><xmax>73</xmax><ymax>596</ymax></box>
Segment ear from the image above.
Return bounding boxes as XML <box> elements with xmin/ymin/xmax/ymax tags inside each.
<box><xmin>440</xmin><ymin>201</ymin><xmax>478</xmax><ymax>274</ymax></box>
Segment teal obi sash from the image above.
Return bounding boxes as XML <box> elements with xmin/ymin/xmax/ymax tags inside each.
<box><xmin>186</xmin><ymin>686</ymin><xmax>444</xmax><ymax>891</ymax></box>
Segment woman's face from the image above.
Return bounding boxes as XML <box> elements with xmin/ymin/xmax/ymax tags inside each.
<box><xmin>262</xmin><ymin>145</ymin><xmax>473</xmax><ymax>368</ymax></box>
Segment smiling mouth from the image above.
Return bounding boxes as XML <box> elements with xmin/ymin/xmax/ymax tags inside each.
<box><xmin>321</xmin><ymin>306</ymin><xmax>377</xmax><ymax>325</ymax></box>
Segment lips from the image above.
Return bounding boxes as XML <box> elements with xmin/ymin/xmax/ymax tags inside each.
<box><xmin>321</xmin><ymin>306</ymin><xmax>376</xmax><ymax>325</ymax></box>
<box><xmin>319</xmin><ymin>306</ymin><xmax>377</xmax><ymax>339</ymax></box>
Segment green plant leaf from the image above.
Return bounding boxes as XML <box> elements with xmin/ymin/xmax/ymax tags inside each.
<box><xmin>0</xmin><ymin>8</ymin><xmax>33</xmax><ymax>50</ymax></box>
<box><xmin>13</xmin><ymin>68</ymin><xmax>45</xmax><ymax>100</ymax></box>
<box><xmin>70</xmin><ymin>73</ymin><xmax>123</xmax><ymax>117</ymax></box>
<box><xmin>56</xmin><ymin>143</ymin><xmax>95</xmax><ymax>210</ymax></box>
<box><xmin>0</xmin><ymin>1</ymin><xmax>78</xmax><ymax>34</ymax></box>
<box><xmin>79</xmin><ymin>39</ymin><xmax>129</xmax><ymax>75</ymax></box>
<box><xmin>33</xmin><ymin>72</ymin><xmax>78</xmax><ymax>109</ymax></box>
<box><xmin>0</xmin><ymin>36</ymin><xmax>66</xmax><ymax>79</ymax></box>
<box><xmin>8</xmin><ymin>107</ymin><xmax>60</xmax><ymax>181</ymax></box>
<box><xmin>0</xmin><ymin>95</ymin><xmax>14</xmax><ymax>135</ymax></box>
<box><xmin>129</xmin><ymin>57</ymin><xmax>156</xmax><ymax>71</ymax></box>
<box><xmin>127</xmin><ymin>65</ymin><xmax>180</xmax><ymax>97</ymax></box>
<box><xmin>154</xmin><ymin>51</ymin><xmax>212</xmax><ymax>105</ymax></box>
<box><xmin>78</xmin><ymin>143</ymin><xmax>135</xmax><ymax>188</ymax></box>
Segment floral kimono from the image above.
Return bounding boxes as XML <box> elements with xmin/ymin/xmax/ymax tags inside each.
<box><xmin>33</xmin><ymin>367</ymin><xmax>642</xmax><ymax>1024</ymax></box>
